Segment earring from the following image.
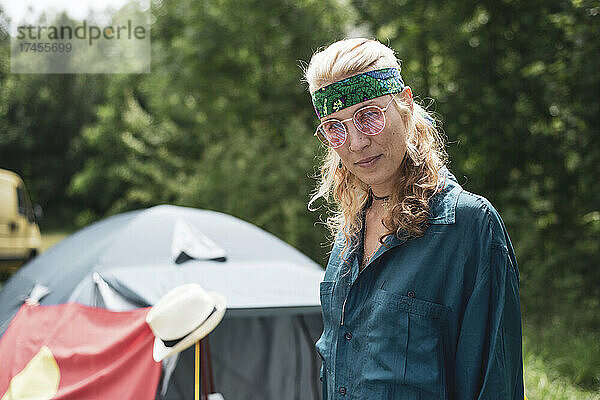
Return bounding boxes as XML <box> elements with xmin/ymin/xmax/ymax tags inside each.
<box><xmin>338</xmin><ymin>160</ymin><xmax>343</xmax><ymax>169</ymax></box>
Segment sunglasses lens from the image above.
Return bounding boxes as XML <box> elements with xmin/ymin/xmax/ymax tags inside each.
<box><xmin>355</xmin><ymin>107</ymin><xmax>385</xmax><ymax>134</ymax></box>
<box><xmin>317</xmin><ymin>120</ymin><xmax>346</xmax><ymax>147</ymax></box>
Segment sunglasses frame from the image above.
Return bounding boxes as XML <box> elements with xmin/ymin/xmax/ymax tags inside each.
<box><xmin>314</xmin><ymin>96</ymin><xmax>396</xmax><ymax>149</ymax></box>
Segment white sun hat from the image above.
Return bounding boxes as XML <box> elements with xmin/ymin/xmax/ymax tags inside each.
<box><xmin>146</xmin><ymin>283</ymin><xmax>227</xmax><ymax>362</ymax></box>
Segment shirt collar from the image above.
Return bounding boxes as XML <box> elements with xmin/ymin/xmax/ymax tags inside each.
<box><xmin>427</xmin><ymin>165</ymin><xmax>462</xmax><ymax>225</ymax></box>
<box><xmin>342</xmin><ymin>166</ymin><xmax>463</xmax><ymax>272</ymax></box>
<box><xmin>368</xmin><ymin>165</ymin><xmax>461</xmax><ymax>261</ymax></box>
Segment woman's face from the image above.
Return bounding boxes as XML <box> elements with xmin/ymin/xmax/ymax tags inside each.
<box><xmin>323</xmin><ymin>89</ymin><xmax>412</xmax><ymax>196</ymax></box>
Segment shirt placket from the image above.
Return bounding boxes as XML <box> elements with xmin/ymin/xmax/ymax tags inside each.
<box><xmin>332</xmin><ymin>253</ymin><xmax>357</xmax><ymax>398</ymax></box>
<box><xmin>333</xmin><ymin>234</ymin><xmax>407</xmax><ymax>398</ymax></box>
<box><xmin>340</xmin><ymin>234</ymin><xmax>406</xmax><ymax>326</ymax></box>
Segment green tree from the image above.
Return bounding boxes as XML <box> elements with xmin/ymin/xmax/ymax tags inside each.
<box><xmin>70</xmin><ymin>0</ymin><xmax>355</xmax><ymax>263</ymax></box>
<box><xmin>0</xmin><ymin>10</ymin><xmax>108</xmax><ymax>229</ymax></box>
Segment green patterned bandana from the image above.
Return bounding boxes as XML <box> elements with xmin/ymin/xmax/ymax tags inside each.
<box><xmin>311</xmin><ymin>67</ymin><xmax>405</xmax><ymax>118</ymax></box>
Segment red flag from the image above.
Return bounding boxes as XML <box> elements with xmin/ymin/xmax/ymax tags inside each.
<box><xmin>0</xmin><ymin>303</ymin><xmax>161</xmax><ymax>399</ymax></box>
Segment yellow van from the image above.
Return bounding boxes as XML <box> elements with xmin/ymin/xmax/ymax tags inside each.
<box><xmin>0</xmin><ymin>169</ymin><xmax>42</xmax><ymax>264</ymax></box>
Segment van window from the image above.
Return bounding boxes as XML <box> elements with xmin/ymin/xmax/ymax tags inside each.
<box><xmin>16</xmin><ymin>186</ymin><xmax>34</xmax><ymax>222</ymax></box>
<box><xmin>17</xmin><ymin>186</ymin><xmax>27</xmax><ymax>216</ymax></box>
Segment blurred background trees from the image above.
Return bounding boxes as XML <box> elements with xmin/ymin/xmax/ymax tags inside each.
<box><xmin>1</xmin><ymin>0</ymin><xmax>598</xmax><ymax>392</ymax></box>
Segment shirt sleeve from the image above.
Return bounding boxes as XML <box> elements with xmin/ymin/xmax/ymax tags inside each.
<box><xmin>453</xmin><ymin>242</ymin><xmax>524</xmax><ymax>399</ymax></box>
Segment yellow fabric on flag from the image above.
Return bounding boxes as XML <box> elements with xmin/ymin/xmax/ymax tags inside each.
<box><xmin>1</xmin><ymin>345</ymin><xmax>60</xmax><ymax>400</ymax></box>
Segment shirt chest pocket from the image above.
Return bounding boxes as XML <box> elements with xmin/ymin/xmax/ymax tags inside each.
<box><xmin>364</xmin><ymin>289</ymin><xmax>449</xmax><ymax>398</ymax></box>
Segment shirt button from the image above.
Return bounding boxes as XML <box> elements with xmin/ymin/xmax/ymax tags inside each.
<box><xmin>345</xmin><ymin>332</ymin><xmax>352</xmax><ymax>340</ymax></box>
<box><xmin>339</xmin><ymin>387</ymin><xmax>346</xmax><ymax>395</ymax></box>
<box><xmin>407</xmin><ymin>290</ymin><xmax>416</xmax><ymax>298</ymax></box>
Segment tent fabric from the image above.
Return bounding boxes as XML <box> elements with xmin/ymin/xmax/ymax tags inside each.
<box><xmin>0</xmin><ymin>205</ymin><xmax>323</xmax><ymax>334</ymax></box>
<box><xmin>0</xmin><ymin>303</ymin><xmax>161</xmax><ymax>400</ymax></box>
<box><xmin>0</xmin><ymin>211</ymin><xmax>138</xmax><ymax>335</ymax></box>
<box><xmin>73</xmin><ymin>262</ymin><xmax>323</xmax><ymax>314</ymax></box>
<box><xmin>165</xmin><ymin>314</ymin><xmax>324</xmax><ymax>400</ymax></box>
<box><xmin>0</xmin><ymin>205</ymin><xmax>325</xmax><ymax>400</ymax></box>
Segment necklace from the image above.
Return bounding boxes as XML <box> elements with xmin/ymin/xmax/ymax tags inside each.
<box><xmin>360</xmin><ymin>208</ymin><xmax>382</xmax><ymax>271</ymax></box>
<box><xmin>371</xmin><ymin>192</ymin><xmax>389</xmax><ymax>201</ymax></box>
<box><xmin>361</xmin><ymin>245</ymin><xmax>379</xmax><ymax>271</ymax></box>
<box><xmin>361</xmin><ymin>188</ymin><xmax>392</xmax><ymax>270</ymax></box>
<box><xmin>369</xmin><ymin>187</ymin><xmax>391</xmax><ymax>210</ymax></box>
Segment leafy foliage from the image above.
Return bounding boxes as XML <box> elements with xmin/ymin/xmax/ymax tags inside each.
<box><xmin>65</xmin><ymin>0</ymin><xmax>353</xmax><ymax>262</ymax></box>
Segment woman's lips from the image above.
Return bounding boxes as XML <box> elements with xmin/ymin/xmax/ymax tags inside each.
<box><xmin>355</xmin><ymin>154</ymin><xmax>382</xmax><ymax>167</ymax></box>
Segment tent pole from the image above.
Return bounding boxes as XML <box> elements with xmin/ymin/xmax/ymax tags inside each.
<box><xmin>195</xmin><ymin>341</ymin><xmax>200</xmax><ymax>400</ymax></box>
<box><xmin>205</xmin><ymin>336</ymin><xmax>215</xmax><ymax>393</ymax></box>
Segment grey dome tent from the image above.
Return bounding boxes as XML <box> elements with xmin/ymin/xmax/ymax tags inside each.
<box><xmin>0</xmin><ymin>205</ymin><xmax>325</xmax><ymax>400</ymax></box>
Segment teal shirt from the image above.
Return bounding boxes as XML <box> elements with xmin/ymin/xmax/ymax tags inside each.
<box><xmin>316</xmin><ymin>167</ymin><xmax>524</xmax><ymax>399</ymax></box>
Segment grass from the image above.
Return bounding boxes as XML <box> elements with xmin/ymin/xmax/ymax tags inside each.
<box><xmin>523</xmin><ymin>315</ymin><xmax>600</xmax><ymax>399</ymax></box>
<box><xmin>40</xmin><ymin>231</ymin><xmax>69</xmax><ymax>252</ymax></box>
<box><xmin>524</xmin><ymin>348</ymin><xmax>600</xmax><ymax>400</ymax></box>
<box><xmin>0</xmin><ymin>231</ymin><xmax>69</xmax><ymax>282</ymax></box>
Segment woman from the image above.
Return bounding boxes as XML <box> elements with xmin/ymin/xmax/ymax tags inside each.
<box><xmin>305</xmin><ymin>38</ymin><xmax>524</xmax><ymax>399</ymax></box>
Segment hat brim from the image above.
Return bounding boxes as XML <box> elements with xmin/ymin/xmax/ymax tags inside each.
<box><xmin>152</xmin><ymin>292</ymin><xmax>226</xmax><ymax>362</ymax></box>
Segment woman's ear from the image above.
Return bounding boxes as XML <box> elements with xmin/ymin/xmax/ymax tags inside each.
<box><xmin>400</xmin><ymin>86</ymin><xmax>413</xmax><ymax>113</ymax></box>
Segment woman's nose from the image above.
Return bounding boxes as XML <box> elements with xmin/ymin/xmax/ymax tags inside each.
<box><xmin>347</xmin><ymin>123</ymin><xmax>370</xmax><ymax>152</ymax></box>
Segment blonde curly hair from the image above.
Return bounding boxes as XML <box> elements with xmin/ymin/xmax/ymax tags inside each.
<box><xmin>305</xmin><ymin>38</ymin><xmax>448</xmax><ymax>251</ymax></box>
